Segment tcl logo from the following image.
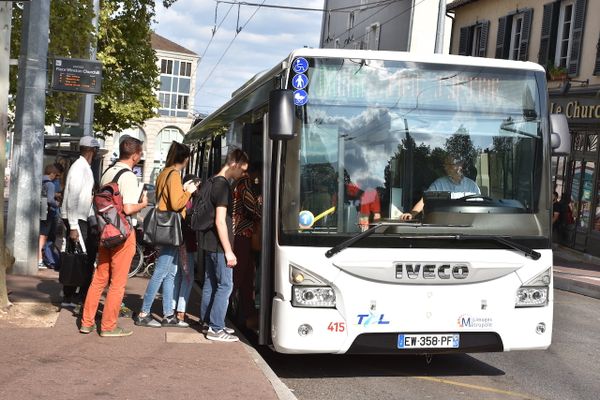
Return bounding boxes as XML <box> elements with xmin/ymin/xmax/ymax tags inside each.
<box><xmin>395</xmin><ymin>263</ymin><xmax>469</xmax><ymax>280</ymax></box>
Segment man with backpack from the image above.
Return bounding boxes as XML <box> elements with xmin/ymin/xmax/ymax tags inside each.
<box><xmin>197</xmin><ymin>149</ymin><xmax>249</xmax><ymax>342</ymax></box>
<box><xmin>80</xmin><ymin>136</ymin><xmax>148</xmax><ymax>337</ymax></box>
<box><xmin>60</xmin><ymin>137</ymin><xmax>101</xmax><ymax>307</ymax></box>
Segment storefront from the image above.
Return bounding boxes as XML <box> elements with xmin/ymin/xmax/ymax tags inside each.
<box><xmin>551</xmin><ymin>86</ymin><xmax>600</xmax><ymax>257</ymax></box>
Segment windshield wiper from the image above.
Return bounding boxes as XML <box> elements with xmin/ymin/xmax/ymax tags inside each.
<box><xmin>325</xmin><ymin>226</ymin><xmax>541</xmax><ymax>260</ymax></box>
<box><xmin>325</xmin><ymin>223</ymin><xmax>394</xmax><ymax>258</ymax></box>
<box><xmin>407</xmin><ymin>234</ymin><xmax>541</xmax><ymax>260</ymax></box>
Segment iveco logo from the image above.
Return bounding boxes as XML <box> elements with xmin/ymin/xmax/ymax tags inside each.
<box><xmin>395</xmin><ymin>263</ymin><xmax>470</xmax><ymax>280</ymax></box>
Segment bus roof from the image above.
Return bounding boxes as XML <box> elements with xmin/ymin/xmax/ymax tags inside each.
<box><xmin>185</xmin><ymin>49</ymin><xmax>545</xmax><ymax>144</ymax></box>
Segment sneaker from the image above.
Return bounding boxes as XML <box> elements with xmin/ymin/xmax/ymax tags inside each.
<box><xmin>162</xmin><ymin>315</ymin><xmax>189</xmax><ymax>328</ymax></box>
<box><xmin>60</xmin><ymin>300</ymin><xmax>77</xmax><ymax>308</ymax></box>
<box><xmin>79</xmin><ymin>324</ymin><xmax>96</xmax><ymax>334</ymax></box>
<box><xmin>206</xmin><ymin>327</ymin><xmax>239</xmax><ymax>342</ymax></box>
<box><xmin>38</xmin><ymin>261</ymin><xmax>47</xmax><ymax>270</ymax></box>
<box><xmin>202</xmin><ymin>322</ymin><xmax>234</xmax><ymax>335</ymax></box>
<box><xmin>119</xmin><ymin>304</ymin><xmax>133</xmax><ymax>318</ymax></box>
<box><xmin>134</xmin><ymin>313</ymin><xmax>161</xmax><ymax>328</ymax></box>
<box><xmin>100</xmin><ymin>327</ymin><xmax>133</xmax><ymax>337</ymax></box>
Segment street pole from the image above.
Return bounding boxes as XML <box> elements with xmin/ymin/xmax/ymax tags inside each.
<box><xmin>0</xmin><ymin>2</ymin><xmax>13</xmax><ymax>309</ymax></box>
<box><xmin>434</xmin><ymin>0</ymin><xmax>447</xmax><ymax>54</ymax></box>
<box><xmin>6</xmin><ymin>0</ymin><xmax>50</xmax><ymax>275</ymax></box>
<box><xmin>81</xmin><ymin>0</ymin><xmax>100</xmax><ymax>137</ymax></box>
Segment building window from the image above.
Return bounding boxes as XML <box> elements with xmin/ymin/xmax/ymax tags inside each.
<box><xmin>177</xmin><ymin>95</ymin><xmax>188</xmax><ymax>110</ymax></box>
<box><xmin>158</xmin><ymin>93</ymin><xmax>171</xmax><ymax>109</ymax></box>
<box><xmin>458</xmin><ymin>21</ymin><xmax>489</xmax><ymax>57</ymax></box>
<box><xmin>496</xmin><ymin>9</ymin><xmax>533</xmax><ymax>61</ymax></box>
<box><xmin>152</xmin><ymin>127</ymin><xmax>184</xmax><ymax>181</ymax></box>
<box><xmin>160</xmin><ymin>59</ymin><xmax>173</xmax><ymax>74</ymax></box>
<box><xmin>366</xmin><ymin>23</ymin><xmax>380</xmax><ymax>50</ymax></box>
<box><xmin>594</xmin><ymin>33</ymin><xmax>600</xmax><ymax>75</ymax></box>
<box><xmin>538</xmin><ymin>0</ymin><xmax>587</xmax><ymax>76</ymax></box>
<box><xmin>179</xmin><ymin>61</ymin><xmax>192</xmax><ymax>77</ymax></box>
<box><xmin>555</xmin><ymin>1</ymin><xmax>575</xmax><ymax>69</ymax></box>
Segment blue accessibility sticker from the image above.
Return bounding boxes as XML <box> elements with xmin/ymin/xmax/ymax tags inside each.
<box><xmin>292</xmin><ymin>57</ymin><xmax>309</xmax><ymax>74</ymax></box>
<box><xmin>292</xmin><ymin>74</ymin><xmax>309</xmax><ymax>90</ymax></box>
<box><xmin>293</xmin><ymin>90</ymin><xmax>308</xmax><ymax>106</ymax></box>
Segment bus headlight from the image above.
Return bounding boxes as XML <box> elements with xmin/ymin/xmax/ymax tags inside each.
<box><xmin>515</xmin><ymin>287</ymin><xmax>548</xmax><ymax>307</ymax></box>
<box><xmin>292</xmin><ymin>286</ymin><xmax>336</xmax><ymax>308</ymax></box>
<box><xmin>515</xmin><ymin>267</ymin><xmax>551</xmax><ymax>308</ymax></box>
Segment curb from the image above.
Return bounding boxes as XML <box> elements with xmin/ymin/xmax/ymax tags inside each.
<box><xmin>192</xmin><ymin>283</ymin><xmax>297</xmax><ymax>400</ymax></box>
<box><xmin>554</xmin><ymin>276</ymin><xmax>600</xmax><ymax>300</ymax></box>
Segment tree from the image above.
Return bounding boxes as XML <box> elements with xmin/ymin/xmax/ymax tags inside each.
<box><xmin>9</xmin><ymin>0</ymin><xmax>178</xmax><ymax>135</ymax></box>
<box><xmin>1</xmin><ymin>0</ymin><xmax>176</xmax><ymax>310</ymax></box>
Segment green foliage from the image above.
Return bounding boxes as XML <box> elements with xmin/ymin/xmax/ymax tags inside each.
<box><xmin>10</xmin><ymin>0</ymin><xmax>177</xmax><ymax>135</ymax></box>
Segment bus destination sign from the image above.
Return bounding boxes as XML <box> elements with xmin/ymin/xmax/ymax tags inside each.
<box><xmin>52</xmin><ymin>58</ymin><xmax>102</xmax><ymax>94</ymax></box>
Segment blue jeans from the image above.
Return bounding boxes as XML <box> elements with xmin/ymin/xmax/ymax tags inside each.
<box><xmin>141</xmin><ymin>245</ymin><xmax>178</xmax><ymax>317</ymax></box>
<box><xmin>172</xmin><ymin>252</ymin><xmax>195</xmax><ymax>313</ymax></box>
<box><xmin>200</xmin><ymin>251</ymin><xmax>233</xmax><ymax>331</ymax></box>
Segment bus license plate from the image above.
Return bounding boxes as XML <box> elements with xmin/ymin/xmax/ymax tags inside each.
<box><xmin>397</xmin><ymin>334</ymin><xmax>460</xmax><ymax>349</ymax></box>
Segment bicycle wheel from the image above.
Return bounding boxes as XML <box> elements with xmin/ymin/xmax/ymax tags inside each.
<box><xmin>128</xmin><ymin>244</ymin><xmax>144</xmax><ymax>278</ymax></box>
<box><xmin>144</xmin><ymin>262</ymin><xmax>155</xmax><ymax>277</ymax></box>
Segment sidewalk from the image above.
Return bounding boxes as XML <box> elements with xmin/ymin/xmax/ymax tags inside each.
<box><xmin>553</xmin><ymin>245</ymin><xmax>600</xmax><ymax>300</ymax></box>
<box><xmin>0</xmin><ymin>270</ymin><xmax>292</xmax><ymax>400</ymax></box>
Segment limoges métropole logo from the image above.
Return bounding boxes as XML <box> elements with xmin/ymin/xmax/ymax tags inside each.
<box><xmin>457</xmin><ymin>314</ymin><xmax>493</xmax><ymax>328</ymax></box>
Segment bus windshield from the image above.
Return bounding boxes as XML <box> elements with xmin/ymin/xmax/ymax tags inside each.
<box><xmin>280</xmin><ymin>57</ymin><xmax>545</xmax><ymax>242</ymax></box>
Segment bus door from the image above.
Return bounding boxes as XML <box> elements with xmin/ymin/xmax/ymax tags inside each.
<box><xmin>258</xmin><ymin>115</ymin><xmax>275</xmax><ymax>345</ymax></box>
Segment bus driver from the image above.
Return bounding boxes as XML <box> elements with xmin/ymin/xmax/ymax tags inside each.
<box><xmin>400</xmin><ymin>155</ymin><xmax>480</xmax><ymax>221</ymax></box>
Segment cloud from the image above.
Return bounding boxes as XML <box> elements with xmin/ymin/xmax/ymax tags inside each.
<box><xmin>153</xmin><ymin>0</ymin><xmax>324</xmax><ymax>115</ymax></box>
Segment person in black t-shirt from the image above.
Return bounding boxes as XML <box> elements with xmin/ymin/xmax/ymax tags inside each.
<box><xmin>199</xmin><ymin>149</ymin><xmax>249</xmax><ymax>342</ymax></box>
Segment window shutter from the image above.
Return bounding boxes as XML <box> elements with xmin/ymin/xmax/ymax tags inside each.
<box><xmin>538</xmin><ymin>2</ymin><xmax>560</xmax><ymax>66</ymax></box>
<box><xmin>478</xmin><ymin>20</ymin><xmax>490</xmax><ymax>57</ymax></box>
<box><xmin>458</xmin><ymin>26</ymin><xmax>470</xmax><ymax>55</ymax></box>
<box><xmin>568</xmin><ymin>0</ymin><xmax>587</xmax><ymax>76</ymax></box>
<box><xmin>518</xmin><ymin>9</ymin><xmax>533</xmax><ymax>61</ymax></box>
<box><xmin>496</xmin><ymin>16</ymin><xmax>508</xmax><ymax>59</ymax></box>
<box><xmin>594</xmin><ymin>34</ymin><xmax>600</xmax><ymax>76</ymax></box>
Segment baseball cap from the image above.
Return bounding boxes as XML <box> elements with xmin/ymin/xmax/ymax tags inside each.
<box><xmin>79</xmin><ymin>136</ymin><xmax>100</xmax><ymax>148</ymax></box>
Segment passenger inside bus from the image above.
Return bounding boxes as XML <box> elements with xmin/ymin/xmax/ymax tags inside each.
<box><xmin>346</xmin><ymin>178</ymin><xmax>382</xmax><ymax>230</ymax></box>
<box><xmin>400</xmin><ymin>154</ymin><xmax>480</xmax><ymax>221</ymax></box>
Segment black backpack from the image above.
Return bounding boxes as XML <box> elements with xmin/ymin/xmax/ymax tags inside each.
<box><xmin>189</xmin><ymin>176</ymin><xmax>222</xmax><ymax>231</ymax></box>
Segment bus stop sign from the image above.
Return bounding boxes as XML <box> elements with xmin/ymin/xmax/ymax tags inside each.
<box><xmin>51</xmin><ymin>58</ymin><xmax>102</xmax><ymax>94</ymax></box>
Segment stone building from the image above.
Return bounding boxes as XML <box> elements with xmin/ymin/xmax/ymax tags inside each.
<box><xmin>103</xmin><ymin>32</ymin><xmax>200</xmax><ymax>184</ymax></box>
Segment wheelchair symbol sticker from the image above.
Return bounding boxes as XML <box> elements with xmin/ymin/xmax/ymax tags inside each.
<box><xmin>292</xmin><ymin>57</ymin><xmax>309</xmax><ymax>74</ymax></box>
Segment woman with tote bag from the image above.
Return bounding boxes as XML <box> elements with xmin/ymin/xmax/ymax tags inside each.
<box><xmin>135</xmin><ymin>142</ymin><xmax>197</xmax><ymax>328</ymax></box>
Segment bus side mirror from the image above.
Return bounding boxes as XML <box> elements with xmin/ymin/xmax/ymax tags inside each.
<box><xmin>550</xmin><ymin>114</ymin><xmax>570</xmax><ymax>155</ymax></box>
<box><xmin>268</xmin><ymin>89</ymin><xmax>296</xmax><ymax>141</ymax></box>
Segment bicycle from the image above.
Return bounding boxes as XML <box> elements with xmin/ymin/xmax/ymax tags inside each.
<box><xmin>128</xmin><ymin>230</ymin><xmax>158</xmax><ymax>278</ymax></box>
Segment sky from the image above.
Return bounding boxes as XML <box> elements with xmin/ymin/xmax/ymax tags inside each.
<box><xmin>153</xmin><ymin>0</ymin><xmax>325</xmax><ymax>116</ymax></box>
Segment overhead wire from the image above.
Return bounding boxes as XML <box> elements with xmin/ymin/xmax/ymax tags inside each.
<box><xmin>342</xmin><ymin>0</ymin><xmax>428</xmax><ymax>48</ymax></box>
<box><xmin>195</xmin><ymin>0</ymin><xmax>267</xmax><ymax>103</ymax></box>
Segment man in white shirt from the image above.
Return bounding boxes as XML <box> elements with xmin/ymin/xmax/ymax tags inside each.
<box><xmin>60</xmin><ymin>136</ymin><xmax>101</xmax><ymax>307</ymax></box>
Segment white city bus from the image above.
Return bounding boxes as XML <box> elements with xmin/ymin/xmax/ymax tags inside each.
<box><xmin>185</xmin><ymin>48</ymin><xmax>570</xmax><ymax>354</ymax></box>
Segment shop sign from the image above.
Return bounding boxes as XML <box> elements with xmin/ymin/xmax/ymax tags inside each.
<box><xmin>550</xmin><ymin>98</ymin><xmax>600</xmax><ymax>122</ymax></box>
